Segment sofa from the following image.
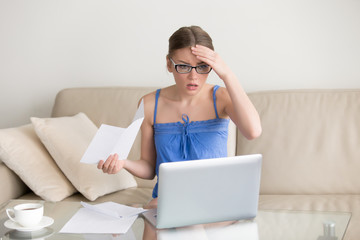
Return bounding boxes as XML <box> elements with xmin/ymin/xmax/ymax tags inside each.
<box><xmin>0</xmin><ymin>87</ymin><xmax>359</xmax><ymax>239</ymax></box>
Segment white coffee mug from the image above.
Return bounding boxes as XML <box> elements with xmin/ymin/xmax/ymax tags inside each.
<box><xmin>6</xmin><ymin>203</ymin><xmax>44</xmax><ymax>227</ymax></box>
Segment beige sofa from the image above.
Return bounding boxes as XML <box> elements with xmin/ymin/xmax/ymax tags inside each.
<box><xmin>1</xmin><ymin>87</ymin><xmax>359</xmax><ymax>239</ymax></box>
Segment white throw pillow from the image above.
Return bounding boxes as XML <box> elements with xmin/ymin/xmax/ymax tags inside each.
<box><xmin>0</xmin><ymin>124</ymin><xmax>77</xmax><ymax>201</ymax></box>
<box><xmin>31</xmin><ymin>112</ymin><xmax>137</xmax><ymax>201</ymax></box>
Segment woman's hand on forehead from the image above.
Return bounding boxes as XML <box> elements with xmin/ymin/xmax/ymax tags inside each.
<box><xmin>191</xmin><ymin>45</ymin><xmax>232</xmax><ymax>81</ymax></box>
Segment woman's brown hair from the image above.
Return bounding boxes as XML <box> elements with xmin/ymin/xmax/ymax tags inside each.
<box><xmin>168</xmin><ymin>26</ymin><xmax>214</xmax><ymax>58</ymax></box>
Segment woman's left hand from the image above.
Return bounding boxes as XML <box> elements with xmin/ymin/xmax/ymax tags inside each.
<box><xmin>191</xmin><ymin>45</ymin><xmax>233</xmax><ymax>81</ymax></box>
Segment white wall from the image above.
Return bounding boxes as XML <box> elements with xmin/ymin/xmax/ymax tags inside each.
<box><xmin>1</xmin><ymin>0</ymin><xmax>360</xmax><ymax>128</ymax></box>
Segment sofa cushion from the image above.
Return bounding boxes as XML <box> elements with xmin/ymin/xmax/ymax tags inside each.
<box><xmin>50</xmin><ymin>87</ymin><xmax>238</xmax><ymax>189</ymax></box>
<box><xmin>237</xmin><ymin>90</ymin><xmax>360</xmax><ymax>194</ymax></box>
<box><xmin>0</xmin><ymin>124</ymin><xmax>76</xmax><ymax>202</ymax></box>
<box><xmin>31</xmin><ymin>112</ymin><xmax>137</xmax><ymax>201</ymax></box>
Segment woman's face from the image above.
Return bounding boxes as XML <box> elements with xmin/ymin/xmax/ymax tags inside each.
<box><xmin>167</xmin><ymin>47</ymin><xmax>209</xmax><ymax>96</ymax></box>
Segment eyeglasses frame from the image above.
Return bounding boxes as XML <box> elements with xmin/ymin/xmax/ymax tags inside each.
<box><xmin>169</xmin><ymin>58</ymin><xmax>212</xmax><ymax>74</ymax></box>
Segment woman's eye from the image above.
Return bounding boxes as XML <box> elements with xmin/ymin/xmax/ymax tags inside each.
<box><xmin>197</xmin><ymin>65</ymin><xmax>209</xmax><ymax>70</ymax></box>
<box><xmin>178</xmin><ymin>65</ymin><xmax>190</xmax><ymax>70</ymax></box>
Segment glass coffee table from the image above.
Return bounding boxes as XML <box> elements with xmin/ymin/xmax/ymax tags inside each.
<box><xmin>0</xmin><ymin>199</ymin><xmax>351</xmax><ymax>240</ymax></box>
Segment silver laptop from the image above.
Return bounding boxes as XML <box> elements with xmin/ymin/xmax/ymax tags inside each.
<box><xmin>143</xmin><ymin>154</ymin><xmax>262</xmax><ymax>229</ymax></box>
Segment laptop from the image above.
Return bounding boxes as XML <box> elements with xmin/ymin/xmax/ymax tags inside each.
<box><xmin>142</xmin><ymin>154</ymin><xmax>262</xmax><ymax>229</ymax></box>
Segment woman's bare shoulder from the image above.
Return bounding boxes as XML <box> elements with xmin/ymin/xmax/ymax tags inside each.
<box><xmin>214</xmin><ymin>85</ymin><xmax>230</xmax><ymax>100</ymax></box>
<box><xmin>140</xmin><ymin>90</ymin><xmax>158</xmax><ymax>125</ymax></box>
<box><xmin>140</xmin><ymin>91</ymin><xmax>156</xmax><ymax>111</ymax></box>
<box><xmin>141</xmin><ymin>91</ymin><xmax>157</xmax><ymax>103</ymax></box>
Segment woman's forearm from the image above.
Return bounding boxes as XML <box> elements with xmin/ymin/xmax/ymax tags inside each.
<box><xmin>123</xmin><ymin>159</ymin><xmax>156</xmax><ymax>180</ymax></box>
<box><xmin>222</xmin><ymin>73</ymin><xmax>262</xmax><ymax>140</ymax></box>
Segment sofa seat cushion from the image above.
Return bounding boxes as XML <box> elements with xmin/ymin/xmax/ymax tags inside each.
<box><xmin>259</xmin><ymin>194</ymin><xmax>360</xmax><ymax>240</ymax></box>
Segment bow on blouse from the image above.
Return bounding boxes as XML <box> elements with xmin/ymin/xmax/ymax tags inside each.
<box><xmin>181</xmin><ymin>114</ymin><xmax>190</xmax><ymax>159</ymax></box>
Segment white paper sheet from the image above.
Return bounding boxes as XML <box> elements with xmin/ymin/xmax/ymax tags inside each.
<box><xmin>80</xmin><ymin>100</ymin><xmax>144</xmax><ymax>164</ymax></box>
<box><xmin>59</xmin><ymin>202</ymin><xmax>147</xmax><ymax>234</ymax></box>
<box><xmin>81</xmin><ymin>201</ymin><xmax>148</xmax><ymax>218</ymax></box>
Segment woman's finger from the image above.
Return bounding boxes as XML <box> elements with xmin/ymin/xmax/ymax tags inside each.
<box><xmin>108</xmin><ymin>155</ymin><xmax>118</xmax><ymax>174</ymax></box>
<box><xmin>97</xmin><ymin>160</ymin><xmax>104</xmax><ymax>169</ymax></box>
<box><xmin>102</xmin><ymin>154</ymin><xmax>114</xmax><ymax>173</ymax></box>
<box><xmin>191</xmin><ymin>45</ymin><xmax>215</xmax><ymax>59</ymax></box>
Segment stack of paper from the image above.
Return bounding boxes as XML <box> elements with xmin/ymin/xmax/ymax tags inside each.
<box><xmin>59</xmin><ymin>202</ymin><xmax>148</xmax><ymax>234</ymax></box>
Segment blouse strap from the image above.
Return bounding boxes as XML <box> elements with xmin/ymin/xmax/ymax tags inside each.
<box><xmin>213</xmin><ymin>85</ymin><xmax>220</xmax><ymax>119</ymax></box>
<box><xmin>153</xmin><ymin>89</ymin><xmax>161</xmax><ymax>124</ymax></box>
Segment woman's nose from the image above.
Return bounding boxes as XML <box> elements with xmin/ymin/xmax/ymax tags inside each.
<box><xmin>188</xmin><ymin>68</ymin><xmax>199</xmax><ymax>78</ymax></box>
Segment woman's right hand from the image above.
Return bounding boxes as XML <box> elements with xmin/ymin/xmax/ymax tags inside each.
<box><xmin>97</xmin><ymin>153</ymin><xmax>125</xmax><ymax>174</ymax></box>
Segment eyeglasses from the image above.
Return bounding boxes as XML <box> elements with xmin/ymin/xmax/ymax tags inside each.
<box><xmin>169</xmin><ymin>58</ymin><xmax>212</xmax><ymax>74</ymax></box>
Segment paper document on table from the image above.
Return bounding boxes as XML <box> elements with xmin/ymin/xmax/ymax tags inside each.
<box><xmin>80</xmin><ymin>100</ymin><xmax>144</xmax><ymax>164</ymax></box>
<box><xmin>81</xmin><ymin>201</ymin><xmax>148</xmax><ymax>218</ymax></box>
<box><xmin>59</xmin><ymin>202</ymin><xmax>148</xmax><ymax>234</ymax></box>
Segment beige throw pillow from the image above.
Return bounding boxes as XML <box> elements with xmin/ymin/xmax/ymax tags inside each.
<box><xmin>0</xmin><ymin>124</ymin><xmax>76</xmax><ymax>201</ymax></box>
<box><xmin>31</xmin><ymin>113</ymin><xmax>137</xmax><ymax>201</ymax></box>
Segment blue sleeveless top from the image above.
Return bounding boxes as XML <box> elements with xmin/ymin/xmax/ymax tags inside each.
<box><xmin>152</xmin><ymin>85</ymin><xmax>229</xmax><ymax>198</ymax></box>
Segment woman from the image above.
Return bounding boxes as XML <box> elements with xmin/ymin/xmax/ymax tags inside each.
<box><xmin>97</xmin><ymin>26</ymin><xmax>262</xmax><ymax>207</ymax></box>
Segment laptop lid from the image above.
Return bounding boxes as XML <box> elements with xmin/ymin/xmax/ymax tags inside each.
<box><xmin>155</xmin><ymin>154</ymin><xmax>262</xmax><ymax>229</ymax></box>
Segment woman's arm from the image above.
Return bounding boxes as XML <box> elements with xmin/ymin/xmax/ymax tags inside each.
<box><xmin>218</xmin><ymin>73</ymin><xmax>262</xmax><ymax>140</ymax></box>
<box><xmin>191</xmin><ymin>45</ymin><xmax>262</xmax><ymax>140</ymax></box>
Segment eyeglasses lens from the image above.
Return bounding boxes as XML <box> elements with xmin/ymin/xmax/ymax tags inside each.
<box><xmin>176</xmin><ymin>65</ymin><xmax>191</xmax><ymax>73</ymax></box>
<box><xmin>196</xmin><ymin>65</ymin><xmax>211</xmax><ymax>74</ymax></box>
<box><xmin>175</xmin><ymin>64</ymin><xmax>211</xmax><ymax>74</ymax></box>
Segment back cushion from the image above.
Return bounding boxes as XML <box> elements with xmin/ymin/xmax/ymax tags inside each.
<box><xmin>237</xmin><ymin>90</ymin><xmax>360</xmax><ymax>194</ymax></box>
<box><xmin>52</xmin><ymin>87</ymin><xmax>237</xmax><ymax>188</ymax></box>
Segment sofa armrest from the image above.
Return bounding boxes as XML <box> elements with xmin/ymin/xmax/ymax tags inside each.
<box><xmin>0</xmin><ymin>163</ymin><xmax>29</xmax><ymax>205</ymax></box>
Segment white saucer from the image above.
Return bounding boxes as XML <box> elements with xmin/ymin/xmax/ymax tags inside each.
<box><xmin>4</xmin><ymin>216</ymin><xmax>54</xmax><ymax>232</ymax></box>
<box><xmin>4</xmin><ymin>228</ymin><xmax>54</xmax><ymax>240</ymax></box>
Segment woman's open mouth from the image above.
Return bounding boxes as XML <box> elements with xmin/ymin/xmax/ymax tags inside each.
<box><xmin>186</xmin><ymin>84</ymin><xmax>198</xmax><ymax>90</ymax></box>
